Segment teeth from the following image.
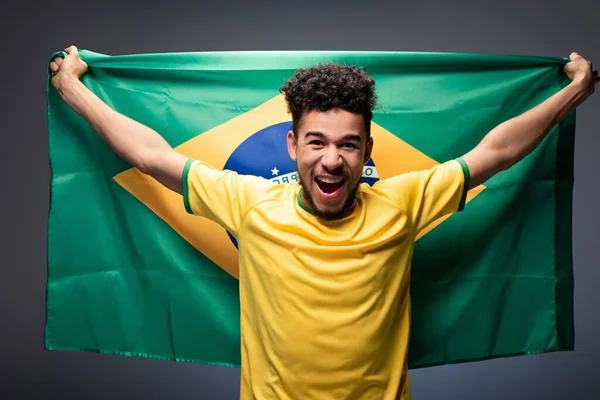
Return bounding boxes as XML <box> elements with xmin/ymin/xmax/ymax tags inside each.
<box><xmin>317</xmin><ymin>177</ymin><xmax>343</xmax><ymax>184</ymax></box>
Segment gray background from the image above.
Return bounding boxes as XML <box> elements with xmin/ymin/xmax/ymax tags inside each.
<box><xmin>1</xmin><ymin>0</ymin><xmax>598</xmax><ymax>398</ymax></box>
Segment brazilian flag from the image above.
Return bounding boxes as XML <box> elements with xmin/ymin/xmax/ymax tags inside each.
<box><xmin>46</xmin><ymin>50</ymin><xmax>574</xmax><ymax>368</ymax></box>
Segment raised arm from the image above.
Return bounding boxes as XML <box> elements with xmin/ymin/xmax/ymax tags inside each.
<box><xmin>49</xmin><ymin>46</ymin><xmax>188</xmax><ymax>194</ymax></box>
<box><xmin>462</xmin><ymin>52</ymin><xmax>598</xmax><ymax>189</ymax></box>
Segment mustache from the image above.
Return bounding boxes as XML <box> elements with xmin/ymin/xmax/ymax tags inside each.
<box><xmin>318</xmin><ymin>166</ymin><xmax>345</xmax><ymax>177</ymax></box>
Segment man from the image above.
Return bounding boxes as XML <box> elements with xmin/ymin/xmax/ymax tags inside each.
<box><xmin>49</xmin><ymin>46</ymin><xmax>597</xmax><ymax>400</ymax></box>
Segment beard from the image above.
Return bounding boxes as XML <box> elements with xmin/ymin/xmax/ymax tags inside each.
<box><xmin>299</xmin><ymin>176</ymin><xmax>359</xmax><ymax>221</ymax></box>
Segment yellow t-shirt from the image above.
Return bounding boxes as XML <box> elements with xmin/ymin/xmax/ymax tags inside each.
<box><xmin>183</xmin><ymin>159</ymin><xmax>469</xmax><ymax>400</ymax></box>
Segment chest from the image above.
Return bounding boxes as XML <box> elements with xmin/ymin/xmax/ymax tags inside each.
<box><xmin>237</xmin><ymin>205</ymin><xmax>415</xmax><ymax>310</ymax></box>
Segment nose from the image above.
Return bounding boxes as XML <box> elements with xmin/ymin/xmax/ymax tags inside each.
<box><xmin>321</xmin><ymin>145</ymin><xmax>343</xmax><ymax>171</ymax></box>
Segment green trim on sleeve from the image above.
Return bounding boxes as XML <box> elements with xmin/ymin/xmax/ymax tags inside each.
<box><xmin>182</xmin><ymin>159</ymin><xmax>195</xmax><ymax>214</ymax></box>
<box><xmin>455</xmin><ymin>158</ymin><xmax>470</xmax><ymax>212</ymax></box>
<box><xmin>297</xmin><ymin>190</ymin><xmax>315</xmax><ymax>215</ymax></box>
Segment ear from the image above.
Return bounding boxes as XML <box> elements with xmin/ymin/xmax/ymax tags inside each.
<box><xmin>287</xmin><ymin>130</ymin><xmax>298</xmax><ymax>161</ymax></box>
<box><xmin>364</xmin><ymin>137</ymin><xmax>374</xmax><ymax>163</ymax></box>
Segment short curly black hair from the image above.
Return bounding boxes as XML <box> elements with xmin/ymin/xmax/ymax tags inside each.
<box><xmin>279</xmin><ymin>63</ymin><xmax>377</xmax><ymax>139</ymax></box>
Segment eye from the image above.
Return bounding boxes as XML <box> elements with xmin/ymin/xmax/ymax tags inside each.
<box><xmin>342</xmin><ymin>143</ymin><xmax>358</xmax><ymax>149</ymax></box>
<box><xmin>309</xmin><ymin>140</ymin><xmax>324</xmax><ymax>146</ymax></box>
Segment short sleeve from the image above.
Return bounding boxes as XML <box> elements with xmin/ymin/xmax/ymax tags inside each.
<box><xmin>182</xmin><ymin>159</ymin><xmax>274</xmax><ymax>236</ymax></box>
<box><xmin>374</xmin><ymin>158</ymin><xmax>470</xmax><ymax>236</ymax></box>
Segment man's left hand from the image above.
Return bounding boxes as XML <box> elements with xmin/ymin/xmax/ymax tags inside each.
<box><xmin>564</xmin><ymin>52</ymin><xmax>598</xmax><ymax>94</ymax></box>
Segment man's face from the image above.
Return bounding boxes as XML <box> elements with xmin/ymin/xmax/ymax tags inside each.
<box><xmin>287</xmin><ymin>108</ymin><xmax>373</xmax><ymax>220</ymax></box>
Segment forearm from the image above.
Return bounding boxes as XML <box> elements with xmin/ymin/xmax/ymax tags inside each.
<box><xmin>462</xmin><ymin>53</ymin><xmax>596</xmax><ymax>189</ymax></box>
<box><xmin>55</xmin><ymin>75</ymin><xmax>172</xmax><ymax>173</ymax></box>
<box><xmin>480</xmin><ymin>79</ymin><xmax>588</xmax><ymax>169</ymax></box>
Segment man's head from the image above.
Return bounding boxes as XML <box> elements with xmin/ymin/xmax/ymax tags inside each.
<box><xmin>280</xmin><ymin>63</ymin><xmax>377</xmax><ymax>220</ymax></box>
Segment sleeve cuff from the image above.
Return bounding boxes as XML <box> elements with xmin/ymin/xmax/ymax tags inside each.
<box><xmin>182</xmin><ymin>158</ymin><xmax>195</xmax><ymax>214</ymax></box>
<box><xmin>455</xmin><ymin>158</ymin><xmax>470</xmax><ymax>212</ymax></box>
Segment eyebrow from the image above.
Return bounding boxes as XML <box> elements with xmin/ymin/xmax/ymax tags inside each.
<box><xmin>305</xmin><ymin>131</ymin><xmax>325</xmax><ymax>139</ymax></box>
<box><xmin>304</xmin><ymin>131</ymin><xmax>362</xmax><ymax>142</ymax></box>
<box><xmin>342</xmin><ymin>134</ymin><xmax>362</xmax><ymax>142</ymax></box>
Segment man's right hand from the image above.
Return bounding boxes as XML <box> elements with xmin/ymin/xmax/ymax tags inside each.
<box><xmin>49</xmin><ymin>44</ymin><xmax>187</xmax><ymax>195</ymax></box>
<box><xmin>49</xmin><ymin>45</ymin><xmax>88</xmax><ymax>90</ymax></box>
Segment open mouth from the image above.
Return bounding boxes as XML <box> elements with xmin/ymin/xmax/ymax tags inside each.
<box><xmin>315</xmin><ymin>176</ymin><xmax>345</xmax><ymax>195</ymax></box>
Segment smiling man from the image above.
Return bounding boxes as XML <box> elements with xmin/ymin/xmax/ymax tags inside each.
<box><xmin>49</xmin><ymin>46</ymin><xmax>597</xmax><ymax>400</ymax></box>
<box><xmin>281</xmin><ymin>64</ymin><xmax>376</xmax><ymax>221</ymax></box>
<box><xmin>289</xmin><ymin>108</ymin><xmax>368</xmax><ymax>220</ymax></box>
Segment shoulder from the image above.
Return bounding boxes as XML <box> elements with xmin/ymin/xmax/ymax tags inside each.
<box><xmin>244</xmin><ymin>182</ymin><xmax>299</xmax><ymax>215</ymax></box>
<box><xmin>364</xmin><ymin>159</ymin><xmax>467</xmax><ymax>204</ymax></box>
<box><xmin>374</xmin><ymin>159</ymin><xmax>465</xmax><ymax>189</ymax></box>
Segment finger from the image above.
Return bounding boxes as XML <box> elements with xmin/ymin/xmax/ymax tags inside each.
<box><xmin>64</xmin><ymin>45</ymin><xmax>78</xmax><ymax>56</ymax></box>
<box><xmin>49</xmin><ymin>61</ymin><xmax>59</xmax><ymax>72</ymax></box>
<box><xmin>570</xmin><ymin>51</ymin><xmax>580</xmax><ymax>60</ymax></box>
<box><xmin>54</xmin><ymin>57</ymin><xmax>63</xmax><ymax>67</ymax></box>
